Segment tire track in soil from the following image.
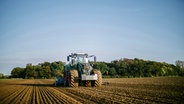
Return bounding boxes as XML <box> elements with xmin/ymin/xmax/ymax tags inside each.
<box><xmin>0</xmin><ymin>80</ymin><xmax>35</xmax><ymax>104</ymax></box>
<box><xmin>60</xmin><ymin>86</ymin><xmax>168</xmax><ymax>104</ymax></box>
<box><xmin>37</xmin><ymin>80</ymin><xmax>67</xmax><ymax>104</ymax></box>
<box><xmin>98</xmin><ymin>85</ymin><xmax>179</xmax><ymax>103</ymax></box>
<box><xmin>45</xmin><ymin>87</ymin><xmax>82</xmax><ymax>104</ymax></box>
<box><xmin>84</xmin><ymin>86</ymin><xmax>160</xmax><ymax>104</ymax></box>
<box><xmin>53</xmin><ymin>87</ymin><xmax>96</xmax><ymax>104</ymax></box>
<box><xmin>13</xmin><ymin>86</ymin><xmax>31</xmax><ymax>104</ymax></box>
<box><xmin>22</xmin><ymin>86</ymin><xmax>33</xmax><ymax>104</ymax></box>
<box><xmin>79</xmin><ymin>87</ymin><xmax>137</xmax><ymax>103</ymax></box>
<box><xmin>0</xmin><ymin>86</ymin><xmax>27</xmax><ymax>104</ymax></box>
<box><xmin>44</xmin><ymin>87</ymin><xmax>63</xmax><ymax>104</ymax></box>
<box><xmin>39</xmin><ymin>87</ymin><xmax>55</xmax><ymax>104</ymax></box>
<box><xmin>60</xmin><ymin>87</ymin><xmax>120</xmax><ymax>104</ymax></box>
<box><xmin>36</xmin><ymin>80</ymin><xmax>81</xmax><ymax>104</ymax></box>
<box><xmin>37</xmin><ymin>87</ymin><xmax>46</xmax><ymax>104</ymax></box>
<box><xmin>0</xmin><ymin>85</ymin><xmax>19</xmax><ymax>101</ymax></box>
<box><xmin>31</xmin><ymin>80</ymin><xmax>54</xmax><ymax>104</ymax></box>
<box><xmin>34</xmin><ymin>80</ymin><xmax>48</xmax><ymax>104</ymax></box>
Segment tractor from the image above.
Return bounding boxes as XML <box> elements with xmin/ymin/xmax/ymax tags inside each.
<box><xmin>54</xmin><ymin>53</ymin><xmax>102</xmax><ymax>87</ymax></box>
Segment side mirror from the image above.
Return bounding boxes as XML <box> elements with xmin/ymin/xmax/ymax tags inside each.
<box><xmin>67</xmin><ymin>56</ymin><xmax>69</xmax><ymax>61</ymax></box>
<box><xmin>94</xmin><ymin>56</ymin><xmax>96</xmax><ymax>62</ymax></box>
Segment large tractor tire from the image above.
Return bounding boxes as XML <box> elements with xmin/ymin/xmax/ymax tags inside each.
<box><xmin>92</xmin><ymin>70</ymin><xmax>102</xmax><ymax>87</ymax></box>
<box><xmin>70</xmin><ymin>70</ymin><xmax>79</xmax><ymax>87</ymax></box>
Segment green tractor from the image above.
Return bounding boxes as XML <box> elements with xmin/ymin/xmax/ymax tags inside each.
<box><xmin>55</xmin><ymin>53</ymin><xmax>102</xmax><ymax>87</ymax></box>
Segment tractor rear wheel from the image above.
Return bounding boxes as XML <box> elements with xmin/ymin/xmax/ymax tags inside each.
<box><xmin>92</xmin><ymin>70</ymin><xmax>102</xmax><ymax>87</ymax></box>
<box><xmin>70</xmin><ymin>69</ymin><xmax>79</xmax><ymax>87</ymax></box>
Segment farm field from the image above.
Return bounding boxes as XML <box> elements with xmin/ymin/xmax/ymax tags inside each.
<box><xmin>0</xmin><ymin>77</ymin><xmax>183</xmax><ymax>104</ymax></box>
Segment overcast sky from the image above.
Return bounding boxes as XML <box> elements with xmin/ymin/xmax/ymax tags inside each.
<box><xmin>0</xmin><ymin>0</ymin><xmax>184</xmax><ymax>75</ymax></box>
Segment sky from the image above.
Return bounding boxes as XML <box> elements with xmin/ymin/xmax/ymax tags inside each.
<box><xmin>0</xmin><ymin>0</ymin><xmax>184</xmax><ymax>75</ymax></box>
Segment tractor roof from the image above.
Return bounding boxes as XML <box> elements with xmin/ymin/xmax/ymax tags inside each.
<box><xmin>72</xmin><ymin>53</ymin><xmax>88</xmax><ymax>57</ymax></box>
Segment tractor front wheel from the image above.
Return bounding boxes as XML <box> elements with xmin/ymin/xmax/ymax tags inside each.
<box><xmin>70</xmin><ymin>70</ymin><xmax>79</xmax><ymax>87</ymax></box>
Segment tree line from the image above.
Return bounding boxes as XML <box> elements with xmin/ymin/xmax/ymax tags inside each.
<box><xmin>94</xmin><ymin>58</ymin><xmax>184</xmax><ymax>78</ymax></box>
<box><xmin>10</xmin><ymin>58</ymin><xmax>184</xmax><ymax>79</ymax></box>
<box><xmin>11</xmin><ymin>61</ymin><xmax>64</xmax><ymax>79</ymax></box>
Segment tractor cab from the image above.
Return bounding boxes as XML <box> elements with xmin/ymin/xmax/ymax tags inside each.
<box><xmin>67</xmin><ymin>53</ymin><xmax>96</xmax><ymax>64</ymax></box>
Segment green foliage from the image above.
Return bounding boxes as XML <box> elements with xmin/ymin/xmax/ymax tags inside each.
<box><xmin>11</xmin><ymin>67</ymin><xmax>25</xmax><ymax>78</ymax></box>
<box><xmin>108</xmin><ymin>67</ymin><xmax>117</xmax><ymax>76</ymax></box>
<box><xmin>0</xmin><ymin>73</ymin><xmax>4</xmax><ymax>79</ymax></box>
<box><xmin>175</xmin><ymin>60</ymin><xmax>184</xmax><ymax>76</ymax></box>
<box><xmin>11</xmin><ymin>61</ymin><xmax>65</xmax><ymax>79</ymax></box>
<box><xmin>95</xmin><ymin>58</ymin><xmax>184</xmax><ymax>77</ymax></box>
<box><xmin>93</xmin><ymin>62</ymin><xmax>108</xmax><ymax>75</ymax></box>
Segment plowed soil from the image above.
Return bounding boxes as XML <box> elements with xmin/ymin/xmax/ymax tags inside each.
<box><xmin>0</xmin><ymin>77</ymin><xmax>183</xmax><ymax>104</ymax></box>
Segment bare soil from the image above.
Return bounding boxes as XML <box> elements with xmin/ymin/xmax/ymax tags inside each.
<box><xmin>0</xmin><ymin>77</ymin><xmax>183</xmax><ymax>104</ymax></box>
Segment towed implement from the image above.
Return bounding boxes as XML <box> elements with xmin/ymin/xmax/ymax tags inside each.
<box><xmin>55</xmin><ymin>53</ymin><xmax>102</xmax><ymax>87</ymax></box>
